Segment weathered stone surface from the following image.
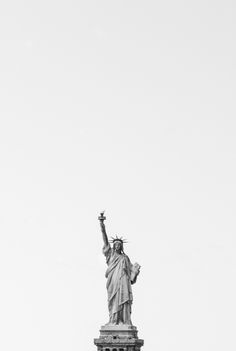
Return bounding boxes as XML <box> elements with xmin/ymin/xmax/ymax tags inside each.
<box><xmin>100</xmin><ymin>324</ymin><xmax>138</xmax><ymax>338</ymax></box>
<box><xmin>94</xmin><ymin>324</ymin><xmax>144</xmax><ymax>351</ymax></box>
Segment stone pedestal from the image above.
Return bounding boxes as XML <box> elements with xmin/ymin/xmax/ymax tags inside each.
<box><xmin>94</xmin><ymin>324</ymin><xmax>144</xmax><ymax>351</ymax></box>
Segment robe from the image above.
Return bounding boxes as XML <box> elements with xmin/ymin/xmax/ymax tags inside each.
<box><xmin>103</xmin><ymin>243</ymin><xmax>134</xmax><ymax>324</ymax></box>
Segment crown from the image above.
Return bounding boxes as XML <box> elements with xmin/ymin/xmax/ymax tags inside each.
<box><xmin>109</xmin><ymin>235</ymin><xmax>128</xmax><ymax>244</ymax></box>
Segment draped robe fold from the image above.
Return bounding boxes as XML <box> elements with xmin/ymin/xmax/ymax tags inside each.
<box><xmin>103</xmin><ymin>244</ymin><xmax>133</xmax><ymax>325</ymax></box>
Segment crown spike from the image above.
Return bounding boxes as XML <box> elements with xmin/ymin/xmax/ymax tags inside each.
<box><xmin>109</xmin><ymin>236</ymin><xmax>128</xmax><ymax>244</ymax></box>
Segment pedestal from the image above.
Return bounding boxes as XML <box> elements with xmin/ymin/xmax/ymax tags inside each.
<box><xmin>94</xmin><ymin>324</ymin><xmax>144</xmax><ymax>351</ymax></box>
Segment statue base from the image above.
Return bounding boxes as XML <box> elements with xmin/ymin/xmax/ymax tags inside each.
<box><xmin>94</xmin><ymin>324</ymin><xmax>144</xmax><ymax>351</ymax></box>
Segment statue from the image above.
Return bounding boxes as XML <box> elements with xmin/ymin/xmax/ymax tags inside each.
<box><xmin>94</xmin><ymin>212</ymin><xmax>144</xmax><ymax>351</ymax></box>
<box><xmin>98</xmin><ymin>212</ymin><xmax>141</xmax><ymax>326</ymax></box>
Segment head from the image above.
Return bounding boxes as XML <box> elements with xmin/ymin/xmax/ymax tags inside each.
<box><xmin>113</xmin><ymin>240</ymin><xmax>123</xmax><ymax>253</ymax></box>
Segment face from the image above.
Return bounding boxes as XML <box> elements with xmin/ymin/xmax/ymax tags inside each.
<box><xmin>114</xmin><ymin>241</ymin><xmax>122</xmax><ymax>253</ymax></box>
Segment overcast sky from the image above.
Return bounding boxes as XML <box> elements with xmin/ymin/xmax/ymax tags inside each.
<box><xmin>0</xmin><ymin>1</ymin><xmax>235</xmax><ymax>351</ymax></box>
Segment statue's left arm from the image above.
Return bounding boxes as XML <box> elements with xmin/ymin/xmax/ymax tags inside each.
<box><xmin>130</xmin><ymin>262</ymin><xmax>141</xmax><ymax>284</ymax></box>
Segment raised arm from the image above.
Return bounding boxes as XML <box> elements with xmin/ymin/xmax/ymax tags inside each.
<box><xmin>100</xmin><ymin>221</ymin><xmax>109</xmax><ymax>246</ymax></box>
<box><xmin>98</xmin><ymin>212</ymin><xmax>108</xmax><ymax>246</ymax></box>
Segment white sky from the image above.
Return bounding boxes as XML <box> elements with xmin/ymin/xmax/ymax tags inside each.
<box><xmin>0</xmin><ymin>1</ymin><xmax>235</xmax><ymax>350</ymax></box>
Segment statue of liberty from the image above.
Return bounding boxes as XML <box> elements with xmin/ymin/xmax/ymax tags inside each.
<box><xmin>99</xmin><ymin>212</ymin><xmax>141</xmax><ymax>325</ymax></box>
